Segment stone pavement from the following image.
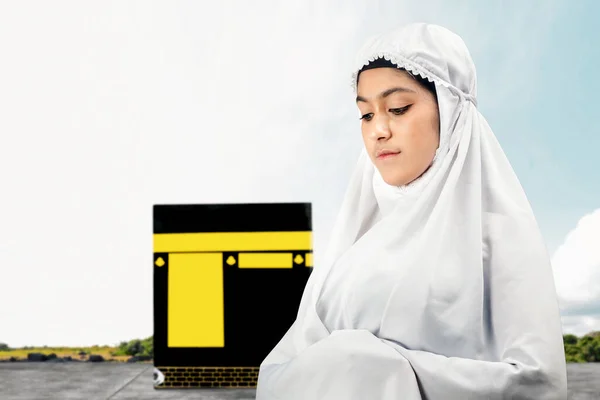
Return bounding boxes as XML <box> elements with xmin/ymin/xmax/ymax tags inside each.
<box><xmin>1</xmin><ymin>362</ymin><xmax>599</xmax><ymax>399</ymax></box>
<box><xmin>0</xmin><ymin>363</ymin><xmax>255</xmax><ymax>400</ymax></box>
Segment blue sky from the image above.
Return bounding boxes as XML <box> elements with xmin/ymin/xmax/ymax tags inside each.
<box><xmin>474</xmin><ymin>1</ymin><xmax>600</xmax><ymax>253</ymax></box>
<box><xmin>0</xmin><ymin>0</ymin><xmax>598</xmax><ymax>346</ymax></box>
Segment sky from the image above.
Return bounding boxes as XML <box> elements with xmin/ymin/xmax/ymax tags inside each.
<box><xmin>0</xmin><ymin>0</ymin><xmax>598</xmax><ymax>347</ymax></box>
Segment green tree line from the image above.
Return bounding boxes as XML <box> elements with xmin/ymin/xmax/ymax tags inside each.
<box><xmin>110</xmin><ymin>336</ymin><xmax>153</xmax><ymax>358</ymax></box>
<box><xmin>0</xmin><ymin>337</ymin><xmax>153</xmax><ymax>357</ymax></box>
<box><xmin>563</xmin><ymin>332</ymin><xmax>600</xmax><ymax>363</ymax></box>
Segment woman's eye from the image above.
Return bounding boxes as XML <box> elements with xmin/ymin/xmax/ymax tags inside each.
<box><xmin>390</xmin><ymin>105</ymin><xmax>411</xmax><ymax>115</ymax></box>
<box><xmin>359</xmin><ymin>106</ymin><xmax>411</xmax><ymax>121</ymax></box>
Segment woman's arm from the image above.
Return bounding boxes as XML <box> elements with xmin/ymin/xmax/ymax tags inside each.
<box><xmin>257</xmin><ymin>265</ymin><xmax>422</xmax><ymax>400</ymax></box>
<box><xmin>381</xmin><ymin>341</ymin><xmax>563</xmax><ymax>400</ymax></box>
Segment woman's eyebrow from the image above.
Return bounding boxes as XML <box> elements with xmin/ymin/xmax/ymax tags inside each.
<box><xmin>356</xmin><ymin>86</ymin><xmax>416</xmax><ymax>103</ymax></box>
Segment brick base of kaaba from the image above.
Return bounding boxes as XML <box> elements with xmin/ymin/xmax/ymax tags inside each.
<box><xmin>155</xmin><ymin>366</ymin><xmax>259</xmax><ymax>388</ymax></box>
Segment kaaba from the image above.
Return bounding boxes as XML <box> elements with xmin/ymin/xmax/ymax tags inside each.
<box><xmin>153</xmin><ymin>203</ymin><xmax>313</xmax><ymax>389</ymax></box>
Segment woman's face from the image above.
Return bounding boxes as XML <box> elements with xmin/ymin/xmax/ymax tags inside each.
<box><xmin>356</xmin><ymin>67</ymin><xmax>440</xmax><ymax>186</ymax></box>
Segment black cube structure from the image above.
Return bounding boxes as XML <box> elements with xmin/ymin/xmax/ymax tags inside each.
<box><xmin>153</xmin><ymin>203</ymin><xmax>313</xmax><ymax>389</ymax></box>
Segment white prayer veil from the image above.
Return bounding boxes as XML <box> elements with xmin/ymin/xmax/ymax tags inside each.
<box><xmin>256</xmin><ymin>22</ymin><xmax>567</xmax><ymax>400</ymax></box>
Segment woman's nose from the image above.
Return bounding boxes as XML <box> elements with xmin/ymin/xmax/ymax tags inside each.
<box><xmin>369</xmin><ymin>116</ymin><xmax>392</xmax><ymax>140</ymax></box>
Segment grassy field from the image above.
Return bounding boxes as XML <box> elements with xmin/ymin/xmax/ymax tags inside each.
<box><xmin>0</xmin><ymin>336</ymin><xmax>153</xmax><ymax>362</ymax></box>
<box><xmin>0</xmin><ymin>346</ymin><xmax>139</xmax><ymax>362</ymax></box>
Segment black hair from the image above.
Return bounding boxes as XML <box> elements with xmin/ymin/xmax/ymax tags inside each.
<box><xmin>356</xmin><ymin>57</ymin><xmax>437</xmax><ymax>102</ymax></box>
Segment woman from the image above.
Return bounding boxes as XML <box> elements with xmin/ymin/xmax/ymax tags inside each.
<box><xmin>256</xmin><ymin>22</ymin><xmax>567</xmax><ymax>399</ymax></box>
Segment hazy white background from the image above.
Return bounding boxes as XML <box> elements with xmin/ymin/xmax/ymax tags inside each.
<box><xmin>1</xmin><ymin>0</ymin><xmax>598</xmax><ymax>347</ymax></box>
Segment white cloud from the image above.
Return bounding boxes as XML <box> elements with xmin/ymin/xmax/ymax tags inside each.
<box><xmin>561</xmin><ymin>316</ymin><xmax>600</xmax><ymax>338</ymax></box>
<box><xmin>552</xmin><ymin>209</ymin><xmax>600</xmax><ymax>335</ymax></box>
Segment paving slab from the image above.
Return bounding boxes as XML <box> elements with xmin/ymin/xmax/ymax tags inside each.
<box><xmin>566</xmin><ymin>363</ymin><xmax>600</xmax><ymax>400</ymax></box>
<box><xmin>1</xmin><ymin>362</ymin><xmax>599</xmax><ymax>399</ymax></box>
<box><xmin>0</xmin><ymin>362</ymin><xmax>153</xmax><ymax>400</ymax></box>
<box><xmin>0</xmin><ymin>363</ymin><xmax>256</xmax><ymax>400</ymax></box>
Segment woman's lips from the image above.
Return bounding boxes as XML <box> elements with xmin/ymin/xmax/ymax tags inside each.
<box><xmin>376</xmin><ymin>151</ymin><xmax>400</xmax><ymax>160</ymax></box>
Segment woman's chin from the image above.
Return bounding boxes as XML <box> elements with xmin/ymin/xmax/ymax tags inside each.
<box><xmin>378</xmin><ymin>164</ymin><xmax>432</xmax><ymax>187</ymax></box>
<box><xmin>379</xmin><ymin>170</ymin><xmax>417</xmax><ymax>187</ymax></box>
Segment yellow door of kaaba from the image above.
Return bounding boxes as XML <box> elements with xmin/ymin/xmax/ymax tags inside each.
<box><xmin>153</xmin><ymin>203</ymin><xmax>313</xmax><ymax>389</ymax></box>
<box><xmin>168</xmin><ymin>253</ymin><xmax>224</xmax><ymax>348</ymax></box>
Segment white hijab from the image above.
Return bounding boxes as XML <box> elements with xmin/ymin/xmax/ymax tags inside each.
<box><xmin>256</xmin><ymin>22</ymin><xmax>567</xmax><ymax>400</ymax></box>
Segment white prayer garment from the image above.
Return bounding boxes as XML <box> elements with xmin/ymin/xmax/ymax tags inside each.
<box><xmin>256</xmin><ymin>22</ymin><xmax>567</xmax><ymax>400</ymax></box>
